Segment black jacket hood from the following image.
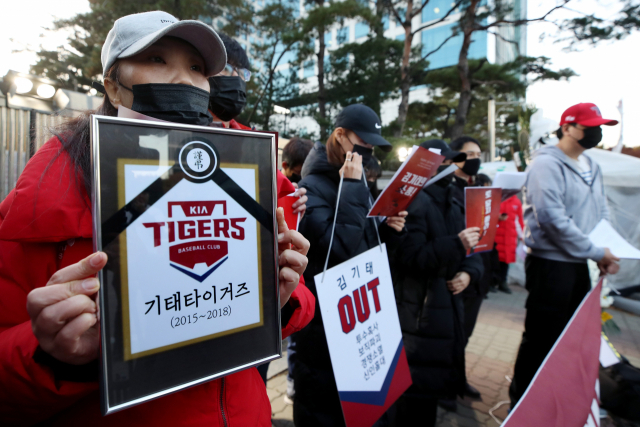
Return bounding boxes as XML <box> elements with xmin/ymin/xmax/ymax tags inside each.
<box><xmin>301</xmin><ymin>141</ymin><xmax>341</xmax><ymax>184</ymax></box>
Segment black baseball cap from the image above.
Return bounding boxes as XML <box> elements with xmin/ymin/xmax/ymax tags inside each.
<box><xmin>335</xmin><ymin>104</ymin><xmax>393</xmax><ymax>152</ymax></box>
<box><xmin>420</xmin><ymin>139</ymin><xmax>466</xmax><ymax>162</ymax></box>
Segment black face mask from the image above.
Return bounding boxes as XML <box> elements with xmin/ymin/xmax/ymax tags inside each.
<box><xmin>122</xmin><ymin>83</ymin><xmax>213</xmax><ymax>126</ymax></box>
<box><xmin>461</xmin><ymin>158</ymin><xmax>481</xmax><ymax>176</ymax></box>
<box><xmin>289</xmin><ymin>173</ymin><xmax>302</xmax><ymax>184</ymax></box>
<box><xmin>209</xmin><ymin>76</ymin><xmax>247</xmax><ymax>122</ymax></box>
<box><xmin>577</xmin><ymin>126</ymin><xmax>602</xmax><ymax>149</ymax></box>
<box><xmin>352</xmin><ymin>144</ymin><xmax>374</xmax><ymax>165</ymax></box>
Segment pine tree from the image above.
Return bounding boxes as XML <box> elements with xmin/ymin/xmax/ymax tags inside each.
<box><xmin>30</xmin><ymin>0</ymin><xmax>243</xmax><ymax>92</ymax></box>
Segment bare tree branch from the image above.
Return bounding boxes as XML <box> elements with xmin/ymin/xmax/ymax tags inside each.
<box><xmin>478</xmin><ymin>0</ymin><xmax>572</xmax><ymax>30</ymax></box>
<box><xmin>412</xmin><ymin>0</ymin><xmax>465</xmax><ymax>35</ymax></box>
<box><xmin>247</xmin><ymin>36</ymin><xmax>297</xmax><ymax>123</ymax></box>
<box><xmin>421</xmin><ymin>31</ymin><xmax>457</xmax><ymax>60</ymax></box>
<box><xmin>414</xmin><ymin>0</ymin><xmax>434</xmax><ymax>19</ymax></box>
<box><xmin>384</xmin><ymin>0</ymin><xmax>405</xmax><ymax>26</ymax></box>
<box><xmin>487</xmin><ymin>30</ymin><xmax>520</xmax><ymax>52</ymax></box>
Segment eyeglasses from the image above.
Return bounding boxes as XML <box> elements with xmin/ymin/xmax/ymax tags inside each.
<box><xmin>222</xmin><ymin>64</ymin><xmax>251</xmax><ymax>82</ymax></box>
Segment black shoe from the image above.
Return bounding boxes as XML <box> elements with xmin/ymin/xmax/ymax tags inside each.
<box><xmin>464</xmin><ymin>383</ymin><xmax>481</xmax><ymax>399</ymax></box>
<box><xmin>489</xmin><ymin>285</ymin><xmax>498</xmax><ymax>293</ymax></box>
<box><xmin>498</xmin><ymin>282</ymin><xmax>512</xmax><ymax>294</ymax></box>
<box><xmin>438</xmin><ymin>399</ymin><xmax>457</xmax><ymax>412</ymax></box>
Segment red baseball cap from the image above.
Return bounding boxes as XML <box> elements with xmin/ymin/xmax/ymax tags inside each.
<box><xmin>560</xmin><ymin>103</ymin><xmax>618</xmax><ymax>127</ymax></box>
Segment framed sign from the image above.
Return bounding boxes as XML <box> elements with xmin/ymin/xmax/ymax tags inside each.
<box><xmin>90</xmin><ymin>116</ymin><xmax>281</xmax><ymax>415</ymax></box>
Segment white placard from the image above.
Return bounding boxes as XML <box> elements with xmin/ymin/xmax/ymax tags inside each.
<box><xmin>599</xmin><ymin>335</ymin><xmax>620</xmax><ymax>368</ymax></box>
<box><xmin>124</xmin><ymin>166</ymin><xmax>261</xmax><ymax>358</ymax></box>
<box><xmin>314</xmin><ymin>244</ymin><xmax>403</xmax><ymax>391</ymax></box>
<box><xmin>588</xmin><ymin>219</ymin><xmax>640</xmax><ymax>259</ymax></box>
<box><xmin>423</xmin><ymin>164</ymin><xmax>458</xmax><ymax>189</ymax></box>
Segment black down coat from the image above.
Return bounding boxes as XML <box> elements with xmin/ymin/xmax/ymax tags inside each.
<box><xmin>393</xmin><ymin>178</ymin><xmax>483</xmax><ymax>399</ymax></box>
<box><xmin>293</xmin><ymin>142</ymin><xmax>402</xmax><ymax>427</ymax></box>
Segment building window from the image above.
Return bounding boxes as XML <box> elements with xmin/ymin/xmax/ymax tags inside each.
<box><xmin>421</xmin><ymin>23</ymin><xmax>487</xmax><ymax>70</ymax></box>
<box><xmin>422</xmin><ymin>0</ymin><xmax>457</xmax><ymax>24</ymax></box>
<box><xmin>274</xmin><ymin>42</ymin><xmax>296</xmax><ymax>66</ymax></box>
<box><xmin>325</xmin><ymin>31</ymin><xmax>332</xmax><ymax>47</ymax></box>
<box><xmin>337</xmin><ymin>27</ymin><xmax>349</xmax><ymax>44</ymax></box>
<box><xmin>355</xmin><ymin>22</ymin><xmax>369</xmax><ymax>39</ymax></box>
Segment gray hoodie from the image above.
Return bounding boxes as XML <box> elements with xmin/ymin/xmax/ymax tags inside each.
<box><xmin>523</xmin><ymin>145</ymin><xmax>609</xmax><ymax>263</ymax></box>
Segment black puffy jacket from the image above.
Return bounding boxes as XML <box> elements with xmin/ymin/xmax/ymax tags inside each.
<box><xmin>394</xmin><ymin>178</ymin><xmax>483</xmax><ymax>399</ymax></box>
<box><xmin>293</xmin><ymin>142</ymin><xmax>401</xmax><ymax>426</ymax></box>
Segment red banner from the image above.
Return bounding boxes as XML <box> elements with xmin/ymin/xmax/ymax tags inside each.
<box><xmin>503</xmin><ymin>279</ymin><xmax>603</xmax><ymax>427</ymax></box>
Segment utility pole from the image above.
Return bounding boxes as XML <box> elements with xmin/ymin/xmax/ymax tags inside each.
<box><xmin>488</xmin><ymin>96</ymin><xmax>496</xmax><ymax>162</ymax></box>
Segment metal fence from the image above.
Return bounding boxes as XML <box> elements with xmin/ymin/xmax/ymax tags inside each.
<box><xmin>0</xmin><ymin>106</ymin><xmax>65</xmax><ymax>200</ymax></box>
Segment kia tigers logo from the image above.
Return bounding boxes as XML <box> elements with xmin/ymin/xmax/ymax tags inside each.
<box><xmin>143</xmin><ymin>201</ymin><xmax>246</xmax><ymax>282</ymax></box>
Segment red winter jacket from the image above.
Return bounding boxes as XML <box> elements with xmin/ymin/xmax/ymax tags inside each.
<box><xmin>0</xmin><ymin>137</ymin><xmax>314</xmax><ymax>426</ymax></box>
<box><xmin>494</xmin><ymin>195</ymin><xmax>524</xmax><ymax>264</ymax></box>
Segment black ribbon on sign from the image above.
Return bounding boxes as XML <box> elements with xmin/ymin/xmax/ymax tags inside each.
<box><xmin>101</xmin><ymin>166</ymin><xmax>273</xmax><ymax>249</ymax></box>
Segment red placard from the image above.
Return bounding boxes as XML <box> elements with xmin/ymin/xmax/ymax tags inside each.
<box><xmin>465</xmin><ymin>187</ymin><xmax>502</xmax><ymax>255</ymax></box>
<box><xmin>368</xmin><ymin>147</ymin><xmax>444</xmax><ymax>217</ymax></box>
<box><xmin>277</xmin><ymin>193</ymin><xmax>300</xmax><ymax>231</ymax></box>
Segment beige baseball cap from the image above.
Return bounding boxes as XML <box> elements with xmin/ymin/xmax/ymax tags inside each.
<box><xmin>101</xmin><ymin>11</ymin><xmax>227</xmax><ymax>77</ymax></box>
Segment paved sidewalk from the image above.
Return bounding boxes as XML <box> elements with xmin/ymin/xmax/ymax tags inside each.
<box><xmin>267</xmin><ymin>284</ymin><xmax>640</xmax><ymax>426</ymax></box>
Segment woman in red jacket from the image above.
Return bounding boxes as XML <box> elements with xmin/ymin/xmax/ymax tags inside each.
<box><xmin>494</xmin><ymin>195</ymin><xmax>524</xmax><ymax>294</ymax></box>
<box><xmin>0</xmin><ymin>11</ymin><xmax>314</xmax><ymax>426</ymax></box>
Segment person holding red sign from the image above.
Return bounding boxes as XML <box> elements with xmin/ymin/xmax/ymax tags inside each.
<box><xmin>390</xmin><ymin>139</ymin><xmax>483</xmax><ymax>426</ymax></box>
<box><xmin>293</xmin><ymin>104</ymin><xmax>407</xmax><ymax>426</ymax></box>
<box><xmin>0</xmin><ymin>11</ymin><xmax>313</xmax><ymax>426</ymax></box>
<box><xmin>509</xmin><ymin>103</ymin><xmax>620</xmax><ymax>408</ymax></box>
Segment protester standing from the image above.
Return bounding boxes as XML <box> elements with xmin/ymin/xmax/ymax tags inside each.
<box><xmin>391</xmin><ymin>139</ymin><xmax>483</xmax><ymax>426</ymax></box>
<box><xmin>450</xmin><ymin>135</ymin><xmax>483</xmax><ymax>195</ymax></box>
<box><xmin>207</xmin><ymin>32</ymin><xmax>252</xmax><ymax>130</ymax></box>
<box><xmin>0</xmin><ymin>12</ymin><xmax>314</xmax><ymax>426</ymax></box>
<box><xmin>509</xmin><ymin>103</ymin><xmax>621</xmax><ymax>407</ymax></box>
<box><xmin>207</xmin><ymin>32</ymin><xmax>310</xmax><ymax>387</ymax></box>
<box><xmin>494</xmin><ymin>195</ymin><xmax>524</xmax><ymax>294</ymax></box>
<box><xmin>445</xmin><ymin>136</ymin><xmax>486</xmax><ymax>404</ymax></box>
<box><xmin>282</xmin><ymin>137</ymin><xmax>314</xmax><ymax>188</ymax></box>
<box><xmin>293</xmin><ymin>104</ymin><xmax>407</xmax><ymax>426</ymax></box>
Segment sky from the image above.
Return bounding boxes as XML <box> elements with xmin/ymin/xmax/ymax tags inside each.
<box><xmin>1</xmin><ymin>0</ymin><xmax>638</xmax><ymax>147</ymax></box>
<box><xmin>526</xmin><ymin>0</ymin><xmax>640</xmax><ymax>148</ymax></box>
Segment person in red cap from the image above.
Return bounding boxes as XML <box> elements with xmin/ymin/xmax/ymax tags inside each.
<box><xmin>509</xmin><ymin>103</ymin><xmax>620</xmax><ymax>407</ymax></box>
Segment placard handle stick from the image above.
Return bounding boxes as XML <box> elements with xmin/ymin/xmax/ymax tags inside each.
<box><xmin>321</xmin><ymin>172</ymin><xmax>345</xmax><ymax>283</ymax></box>
<box><xmin>361</xmin><ymin>173</ymin><xmax>382</xmax><ymax>252</ymax></box>
<box><xmin>321</xmin><ymin>170</ymin><xmax>383</xmax><ymax>283</ymax></box>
